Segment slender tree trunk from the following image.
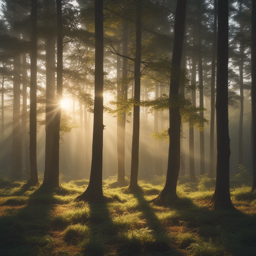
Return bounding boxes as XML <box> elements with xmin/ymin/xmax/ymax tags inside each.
<box><xmin>154</xmin><ymin>0</ymin><xmax>187</xmax><ymax>202</ymax></box>
<box><xmin>211</xmin><ymin>0</ymin><xmax>233</xmax><ymax>209</ymax></box>
<box><xmin>43</xmin><ymin>0</ymin><xmax>56</xmax><ymax>186</ymax></box>
<box><xmin>238</xmin><ymin>1</ymin><xmax>244</xmax><ymax>166</ymax></box>
<box><xmin>209</xmin><ymin>0</ymin><xmax>217</xmax><ymax>178</ymax></box>
<box><xmin>1</xmin><ymin>73</ymin><xmax>4</xmax><ymax>144</ymax></box>
<box><xmin>189</xmin><ymin>27</ymin><xmax>197</xmax><ymax>182</ymax></box>
<box><xmin>12</xmin><ymin>56</ymin><xmax>22</xmax><ymax>181</ymax></box>
<box><xmin>130</xmin><ymin>0</ymin><xmax>142</xmax><ymax>190</ymax></box>
<box><xmin>22</xmin><ymin>54</ymin><xmax>29</xmax><ymax>176</ymax></box>
<box><xmin>49</xmin><ymin>0</ymin><xmax>63</xmax><ymax>188</ymax></box>
<box><xmin>76</xmin><ymin>0</ymin><xmax>104</xmax><ymax>201</ymax></box>
<box><xmin>180</xmin><ymin>36</ymin><xmax>186</xmax><ymax>176</ymax></box>
<box><xmin>29</xmin><ymin>0</ymin><xmax>38</xmax><ymax>185</ymax></box>
<box><xmin>198</xmin><ymin>0</ymin><xmax>205</xmax><ymax>175</ymax></box>
<box><xmin>117</xmin><ymin>37</ymin><xmax>127</xmax><ymax>183</ymax></box>
<box><xmin>154</xmin><ymin>84</ymin><xmax>162</xmax><ymax>176</ymax></box>
<box><xmin>251</xmin><ymin>0</ymin><xmax>256</xmax><ymax>192</ymax></box>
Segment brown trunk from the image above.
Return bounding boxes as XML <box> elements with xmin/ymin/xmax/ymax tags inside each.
<box><xmin>154</xmin><ymin>0</ymin><xmax>187</xmax><ymax>202</ymax></box>
<box><xmin>198</xmin><ymin>0</ymin><xmax>205</xmax><ymax>175</ymax></box>
<box><xmin>22</xmin><ymin>54</ymin><xmax>29</xmax><ymax>176</ymax></box>
<box><xmin>29</xmin><ymin>0</ymin><xmax>38</xmax><ymax>185</ymax></box>
<box><xmin>48</xmin><ymin>0</ymin><xmax>63</xmax><ymax>188</ymax></box>
<box><xmin>43</xmin><ymin>0</ymin><xmax>56</xmax><ymax>186</ymax></box>
<box><xmin>189</xmin><ymin>28</ymin><xmax>197</xmax><ymax>182</ymax></box>
<box><xmin>251</xmin><ymin>0</ymin><xmax>256</xmax><ymax>192</ymax></box>
<box><xmin>117</xmin><ymin>29</ymin><xmax>127</xmax><ymax>183</ymax></box>
<box><xmin>209</xmin><ymin>0</ymin><xmax>217</xmax><ymax>178</ymax></box>
<box><xmin>76</xmin><ymin>0</ymin><xmax>104</xmax><ymax>201</ymax></box>
<box><xmin>130</xmin><ymin>0</ymin><xmax>142</xmax><ymax>190</ymax></box>
<box><xmin>238</xmin><ymin>1</ymin><xmax>244</xmax><ymax>166</ymax></box>
<box><xmin>211</xmin><ymin>0</ymin><xmax>233</xmax><ymax>209</ymax></box>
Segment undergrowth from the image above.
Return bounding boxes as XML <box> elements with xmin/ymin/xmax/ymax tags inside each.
<box><xmin>0</xmin><ymin>175</ymin><xmax>255</xmax><ymax>255</ymax></box>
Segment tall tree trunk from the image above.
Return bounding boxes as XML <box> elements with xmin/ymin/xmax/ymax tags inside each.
<box><xmin>251</xmin><ymin>0</ymin><xmax>256</xmax><ymax>192</ymax></box>
<box><xmin>154</xmin><ymin>0</ymin><xmax>187</xmax><ymax>202</ymax></box>
<box><xmin>117</xmin><ymin>34</ymin><xmax>127</xmax><ymax>183</ymax></box>
<box><xmin>154</xmin><ymin>84</ymin><xmax>162</xmax><ymax>176</ymax></box>
<box><xmin>211</xmin><ymin>0</ymin><xmax>233</xmax><ymax>209</ymax></box>
<box><xmin>180</xmin><ymin>36</ymin><xmax>186</xmax><ymax>176</ymax></box>
<box><xmin>209</xmin><ymin>0</ymin><xmax>217</xmax><ymax>178</ymax></box>
<box><xmin>43</xmin><ymin>0</ymin><xmax>56</xmax><ymax>186</ymax></box>
<box><xmin>129</xmin><ymin>0</ymin><xmax>142</xmax><ymax>190</ymax></box>
<box><xmin>1</xmin><ymin>73</ymin><xmax>4</xmax><ymax>145</ymax></box>
<box><xmin>29</xmin><ymin>0</ymin><xmax>38</xmax><ymax>185</ymax></box>
<box><xmin>198</xmin><ymin>0</ymin><xmax>205</xmax><ymax>175</ymax></box>
<box><xmin>22</xmin><ymin>54</ymin><xmax>29</xmax><ymax>176</ymax></box>
<box><xmin>238</xmin><ymin>1</ymin><xmax>244</xmax><ymax>166</ymax></box>
<box><xmin>189</xmin><ymin>27</ymin><xmax>197</xmax><ymax>182</ymax></box>
<box><xmin>12</xmin><ymin>56</ymin><xmax>22</xmax><ymax>181</ymax></box>
<box><xmin>49</xmin><ymin>0</ymin><xmax>63</xmax><ymax>188</ymax></box>
<box><xmin>76</xmin><ymin>0</ymin><xmax>104</xmax><ymax>201</ymax></box>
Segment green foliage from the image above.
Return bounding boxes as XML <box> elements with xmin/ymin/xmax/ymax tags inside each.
<box><xmin>1</xmin><ymin>178</ymin><xmax>256</xmax><ymax>255</ymax></box>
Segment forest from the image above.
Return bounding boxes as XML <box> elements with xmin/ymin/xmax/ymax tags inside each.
<box><xmin>0</xmin><ymin>0</ymin><xmax>256</xmax><ymax>255</ymax></box>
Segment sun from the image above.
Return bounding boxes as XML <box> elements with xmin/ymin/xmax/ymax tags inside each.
<box><xmin>60</xmin><ymin>98</ymin><xmax>71</xmax><ymax>110</ymax></box>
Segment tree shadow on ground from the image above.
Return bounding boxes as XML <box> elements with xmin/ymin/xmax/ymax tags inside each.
<box><xmin>0</xmin><ymin>185</ymin><xmax>65</xmax><ymax>256</ymax></box>
<box><xmin>132</xmin><ymin>191</ymin><xmax>183</xmax><ymax>256</ymax></box>
<box><xmin>163</xmin><ymin>196</ymin><xmax>256</xmax><ymax>256</ymax></box>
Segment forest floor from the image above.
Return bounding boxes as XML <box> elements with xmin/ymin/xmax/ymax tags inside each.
<box><xmin>0</xmin><ymin>173</ymin><xmax>256</xmax><ymax>256</ymax></box>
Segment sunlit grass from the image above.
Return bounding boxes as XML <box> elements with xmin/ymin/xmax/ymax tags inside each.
<box><xmin>0</xmin><ymin>175</ymin><xmax>256</xmax><ymax>255</ymax></box>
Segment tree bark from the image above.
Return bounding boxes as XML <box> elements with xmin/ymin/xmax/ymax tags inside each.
<box><xmin>48</xmin><ymin>0</ymin><xmax>63</xmax><ymax>188</ymax></box>
<box><xmin>209</xmin><ymin>0</ymin><xmax>217</xmax><ymax>178</ymax></box>
<box><xmin>251</xmin><ymin>0</ymin><xmax>256</xmax><ymax>192</ymax></box>
<box><xmin>130</xmin><ymin>0</ymin><xmax>142</xmax><ymax>190</ymax></box>
<box><xmin>43</xmin><ymin>0</ymin><xmax>56</xmax><ymax>186</ymax></box>
<box><xmin>211</xmin><ymin>0</ymin><xmax>233</xmax><ymax>209</ymax></box>
<box><xmin>238</xmin><ymin>0</ymin><xmax>244</xmax><ymax>166</ymax></box>
<box><xmin>29</xmin><ymin>0</ymin><xmax>38</xmax><ymax>185</ymax></box>
<box><xmin>76</xmin><ymin>0</ymin><xmax>104</xmax><ymax>201</ymax></box>
<box><xmin>117</xmin><ymin>26</ymin><xmax>128</xmax><ymax>183</ymax></box>
<box><xmin>198</xmin><ymin>0</ymin><xmax>205</xmax><ymax>175</ymax></box>
<box><xmin>189</xmin><ymin>26</ymin><xmax>197</xmax><ymax>182</ymax></box>
<box><xmin>154</xmin><ymin>0</ymin><xmax>187</xmax><ymax>202</ymax></box>
<box><xmin>22</xmin><ymin>54</ymin><xmax>29</xmax><ymax>176</ymax></box>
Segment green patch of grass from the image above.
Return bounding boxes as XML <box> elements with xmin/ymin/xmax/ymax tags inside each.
<box><xmin>64</xmin><ymin>224</ymin><xmax>89</xmax><ymax>243</ymax></box>
<box><xmin>231</xmin><ymin>186</ymin><xmax>256</xmax><ymax>201</ymax></box>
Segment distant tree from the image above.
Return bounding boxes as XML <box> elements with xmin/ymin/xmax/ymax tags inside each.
<box><xmin>29</xmin><ymin>0</ymin><xmax>38</xmax><ymax>185</ymax></box>
<box><xmin>129</xmin><ymin>0</ymin><xmax>142</xmax><ymax>191</ymax></box>
<box><xmin>252</xmin><ymin>0</ymin><xmax>256</xmax><ymax>192</ymax></box>
<box><xmin>153</xmin><ymin>0</ymin><xmax>187</xmax><ymax>203</ymax></box>
<box><xmin>76</xmin><ymin>0</ymin><xmax>105</xmax><ymax>202</ymax></box>
<box><xmin>197</xmin><ymin>0</ymin><xmax>205</xmax><ymax>176</ymax></box>
<box><xmin>211</xmin><ymin>0</ymin><xmax>234</xmax><ymax>209</ymax></box>
<box><xmin>209</xmin><ymin>0</ymin><xmax>217</xmax><ymax>178</ymax></box>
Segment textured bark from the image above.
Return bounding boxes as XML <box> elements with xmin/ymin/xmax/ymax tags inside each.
<box><xmin>76</xmin><ymin>0</ymin><xmax>104</xmax><ymax>201</ymax></box>
<box><xmin>211</xmin><ymin>0</ymin><xmax>233</xmax><ymax>209</ymax></box>
<box><xmin>198</xmin><ymin>0</ymin><xmax>205</xmax><ymax>175</ymax></box>
<box><xmin>43</xmin><ymin>0</ymin><xmax>56</xmax><ymax>186</ymax></box>
<box><xmin>12</xmin><ymin>56</ymin><xmax>22</xmax><ymax>181</ymax></box>
<box><xmin>22</xmin><ymin>54</ymin><xmax>29</xmax><ymax>175</ymax></box>
<box><xmin>29</xmin><ymin>0</ymin><xmax>38</xmax><ymax>185</ymax></box>
<box><xmin>130</xmin><ymin>0</ymin><xmax>142</xmax><ymax>190</ymax></box>
<box><xmin>209</xmin><ymin>0</ymin><xmax>217</xmax><ymax>178</ymax></box>
<box><xmin>251</xmin><ymin>0</ymin><xmax>256</xmax><ymax>192</ymax></box>
<box><xmin>154</xmin><ymin>0</ymin><xmax>187</xmax><ymax>202</ymax></box>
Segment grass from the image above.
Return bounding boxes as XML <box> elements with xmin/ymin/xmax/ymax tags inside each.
<box><xmin>0</xmin><ymin>175</ymin><xmax>256</xmax><ymax>255</ymax></box>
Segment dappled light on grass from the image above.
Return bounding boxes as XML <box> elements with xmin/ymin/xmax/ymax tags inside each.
<box><xmin>0</xmin><ymin>177</ymin><xmax>256</xmax><ymax>255</ymax></box>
